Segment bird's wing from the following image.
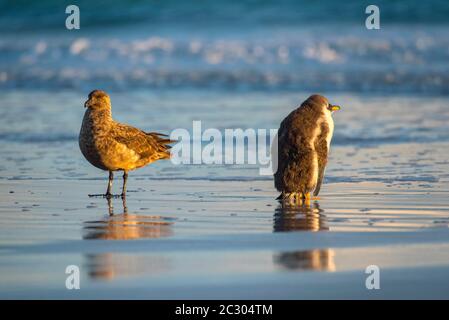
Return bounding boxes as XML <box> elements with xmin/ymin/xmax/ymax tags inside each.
<box><xmin>274</xmin><ymin>108</ymin><xmax>310</xmax><ymax>192</ymax></box>
<box><xmin>111</xmin><ymin>123</ymin><xmax>173</xmax><ymax>161</ymax></box>
<box><xmin>313</xmin><ymin>160</ymin><xmax>326</xmax><ymax>196</ymax></box>
<box><xmin>313</xmin><ymin>122</ymin><xmax>330</xmax><ymax>196</ymax></box>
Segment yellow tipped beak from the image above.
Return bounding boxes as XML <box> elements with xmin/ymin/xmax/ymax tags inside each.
<box><xmin>331</xmin><ymin>105</ymin><xmax>340</xmax><ymax>111</ymax></box>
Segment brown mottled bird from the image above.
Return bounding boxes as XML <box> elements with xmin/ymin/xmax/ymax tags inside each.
<box><xmin>79</xmin><ymin>90</ymin><xmax>173</xmax><ymax>198</ymax></box>
<box><xmin>274</xmin><ymin>94</ymin><xmax>340</xmax><ymax>202</ymax></box>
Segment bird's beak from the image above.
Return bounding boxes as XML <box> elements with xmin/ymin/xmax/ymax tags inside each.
<box><xmin>329</xmin><ymin>103</ymin><xmax>341</xmax><ymax>111</ymax></box>
<box><xmin>84</xmin><ymin>100</ymin><xmax>90</xmax><ymax>108</ymax></box>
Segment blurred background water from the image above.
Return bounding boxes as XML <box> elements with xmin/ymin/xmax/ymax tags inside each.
<box><xmin>1</xmin><ymin>0</ymin><xmax>449</xmax><ymax>94</ymax></box>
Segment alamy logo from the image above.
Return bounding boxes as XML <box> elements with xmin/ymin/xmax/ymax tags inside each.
<box><xmin>65</xmin><ymin>265</ymin><xmax>80</xmax><ymax>289</ymax></box>
<box><xmin>170</xmin><ymin>121</ymin><xmax>278</xmax><ymax>176</ymax></box>
<box><xmin>65</xmin><ymin>5</ymin><xmax>80</xmax><ymax>30</ymax></box>
<box><xmin>365</xmin><ymin>5</ymin><xmax>380</xmax><ymax>30</ymax></box>
<box><xmin>365</xmin><ymin>265</ymin><xmax>380</xmax><ymax>290</ymax></box>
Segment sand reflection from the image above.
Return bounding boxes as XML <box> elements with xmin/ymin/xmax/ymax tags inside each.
<box><xmin>273</xmin><ymin>201</ymin><xmax>336</xmax><ymax>272</ymax></box>
<box><xmin>273</xmin><ymin>201</ymin><xmax>328</xmax><ymax>232</ymax></box>
<box><xmin>83</xmin><ymin>197</ymin><xmax>174</xmax><ymax>240</ymax></box>
<box><xmin>82</xmin><ymin>198</ymin><xmax>174</xmax><ymax>280</ymax></box>
<box><xmin>84</xmin><ymin>252</ymin><xmax>171</xmax><ymax>280</ymax></box>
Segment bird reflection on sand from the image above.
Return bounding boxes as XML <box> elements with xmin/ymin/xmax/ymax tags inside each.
<box><xmin>274</xmin><ymin>248</ymin><xmax>336</xmax><ymax>272</ymax></box>
<box><xmin>82</xmin><ymin>198</ymin><xmax>174</xmax><ymax>280</ymax></box>
<box><xmin>273</xmin><ymin>201</ymin><xmax>336</xmax><ymax>272</ymax></box>
<box><xmin>273</xmin><ymin>200</ymin><xmax>328</xmax><ymax>232</ymax></box>
<box><xmin>84</xmin><ymin>252</ymin><xmax>171</xmax><ymax>281</ymax></box>
<box><xmin>83</xmin><ymin>197</ymin><xmax>174</xmax><ymax>240</ymax></box>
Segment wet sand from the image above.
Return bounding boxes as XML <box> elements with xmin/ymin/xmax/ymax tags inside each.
<box><xmin>1</xmin><ymin>176</ymin><xmax>449</xmax><ymax>299</ymax></box>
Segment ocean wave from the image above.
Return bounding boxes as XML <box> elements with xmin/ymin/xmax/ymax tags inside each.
<box><xmin>1</xmin><ymin>30</ymin><xmax>449</xmax><ymax>94</ymax></box>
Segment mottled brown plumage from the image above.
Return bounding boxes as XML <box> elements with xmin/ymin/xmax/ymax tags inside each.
<box><xmin>274</xmin><ymin>94</ymin><xmax>340</xmax><ymax>202</ymax></box>
<box><xmin>79</xmin><ymin>90</ymin><xmax>173</xmax><ymax>198</ymax></box>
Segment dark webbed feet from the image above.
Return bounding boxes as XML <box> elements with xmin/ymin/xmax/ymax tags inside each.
<box><xmin>88</xmin><ymin>170</ymin><xmax>128</xmax><ymax>198</ymax></box>
<box><xmin>88</xmin><ymin>193</ymin><xmax>121</xmax><ymax>199</ymax></box>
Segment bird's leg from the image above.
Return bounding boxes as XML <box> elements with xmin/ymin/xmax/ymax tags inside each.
<box><xmin>304</xmin><ymin>193</ymin><xmax>312</xmax><ymax>206</ymax></box>
<box><xmin>288</xmin><ymin>193</ymin><xmax>295</xmax><ymax>205</ymax></box>
<box><xmin>105</xmin><ymin>171</ymin><xmax>114</xmax><ymax>198</ymax></box>
<box><xmin>121</xmin><ymin>171</ymin><xmax>128</xmax><ymax>198</ymax></box>
<box><xmin>88</xmin><ymin>171</ymin><xmax>114</xmax><ymax>198</ymax></box>
<box><xmin>295</xmin><ymin>194</ymin><xmax>302</xmax><ymax>205</ymax></box>
<box><xmin>293</xmin><ymin>192</ymin><xmax>301</xmax><ymax>204</ymax></box>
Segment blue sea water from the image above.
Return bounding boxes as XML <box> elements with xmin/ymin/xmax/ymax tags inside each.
<box><xmin>0</xmin><ymin>0</ymin><xmax>448</xmax><ymax>94</ymax></box>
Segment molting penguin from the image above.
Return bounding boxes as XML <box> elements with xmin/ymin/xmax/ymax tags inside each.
<box><xmin>274</xmin><ymin>94</ymin><xmax>340</xmax><ymax>202</ymax></box>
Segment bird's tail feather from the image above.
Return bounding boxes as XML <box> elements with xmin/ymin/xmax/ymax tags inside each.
<box><xmin>146</xmin><ymin>131</ymin><xmax>176</xmax><ymax>159</ymax></box>
<box><xmin>147</xmin><ymin>132</ymin><xmax>177</xmax><ymax>147</ymax></box>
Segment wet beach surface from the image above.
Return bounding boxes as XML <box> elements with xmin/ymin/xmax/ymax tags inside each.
<box><xmin>1</xmin><ymin>177</ymin><xmax>449</xmax><ymax>299</ymax></box>
<box><xmin>1</xmin><ymin>1</ymin><xmax>449</xmax><ymax>298</ymax></box>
